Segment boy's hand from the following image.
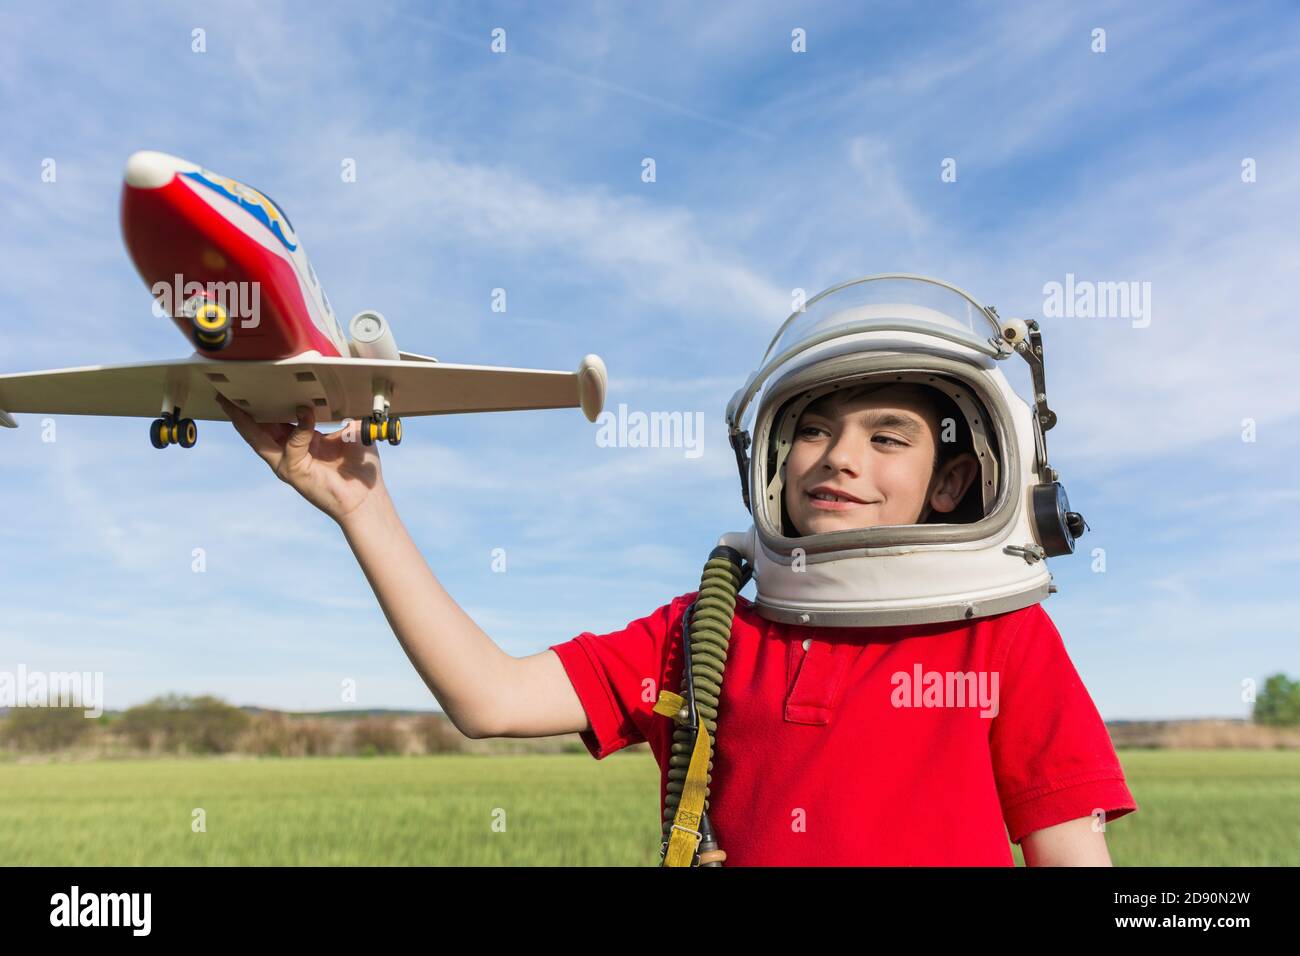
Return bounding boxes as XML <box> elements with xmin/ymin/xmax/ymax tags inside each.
<box><xmin>216</xmin><ymin>394</ymin><xmax>385</xmax><ymax>524</ymax></box>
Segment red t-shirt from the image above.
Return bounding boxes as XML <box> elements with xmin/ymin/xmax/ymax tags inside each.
<box><xmin>549</xmin><ymin>592</ymin><xmax>1137</xmax><ymax>866</ymax></box>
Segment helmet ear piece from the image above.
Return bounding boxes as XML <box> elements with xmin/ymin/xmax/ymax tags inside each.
<box><xmin>1031</xmin><ymin>481</ymin><xmax>1087</xmax><ymax>556</ymax></box>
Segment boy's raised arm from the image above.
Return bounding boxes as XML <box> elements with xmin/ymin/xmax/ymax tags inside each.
<box><xmin>219</xmin><ymin>396</ymin><xmax>590</xmax><ymax>740</ymax></box>
<box><xmin>338</xmin><ymin>486</ymin><xmax>590</xmax><ymax>739</ymax></box>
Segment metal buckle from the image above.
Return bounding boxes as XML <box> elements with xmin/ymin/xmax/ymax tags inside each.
<box><xmin>670</xmin><ymin>822</ymin><xmax>703</xmax><ymax>845</ymax></box>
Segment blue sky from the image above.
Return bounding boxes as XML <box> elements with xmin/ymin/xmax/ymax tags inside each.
<box><xmin>1</xmin><ymin>0</ymin><xmax>1297</xmax><ymax>719</ymax></box>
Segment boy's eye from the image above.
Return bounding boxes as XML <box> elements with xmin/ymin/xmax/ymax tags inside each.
<box><xmin>797</xmin><ymin>425</ymin><xmax>907</xmax><ymax>447</ymax></box>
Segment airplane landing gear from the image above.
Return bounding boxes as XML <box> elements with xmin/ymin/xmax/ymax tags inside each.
<box><xmin>150</xmin><ymin>408</ymin><xmax>197</xmax><ymax>449</ymax></box>
<box><xmin>186</xmin><ymin>297</ymin><xmax>232</xmax><ymax>352</ymax></box>
<box><xmin>360</xmin><ymin>378</ymin><xmax>401</xmax><ymax>447</ymax></box>
<box><xmin>360</xmin><ymin>413</ymin><xmax>402</xmax><ymax>446</ymax></box>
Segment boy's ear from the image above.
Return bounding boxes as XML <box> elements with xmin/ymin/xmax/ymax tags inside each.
<box><xmin>928</xmin><ymin>452</ymin><xmax>980</xmax><ymax>514</ymax></box>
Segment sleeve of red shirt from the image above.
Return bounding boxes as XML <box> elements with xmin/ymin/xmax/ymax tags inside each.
<box><xmin>547</xmin><ymin>593</ymin><xmax>693</xmax><ymax>760</ymax></box>
<box><xmin>989</xmin><ymin>603</ymin><xmax>1139</xmax><ymax>845</ymax></box>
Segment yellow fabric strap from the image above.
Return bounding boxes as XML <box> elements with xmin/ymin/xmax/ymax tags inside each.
<box><xmin>653</xmin><ymin>690</ymin><xmax>685</xmax><ymax>718</ymax></box>
<box><xmin>662</xmin><ymin>711</ymin><xmax>712</xmax><ymax>868</ymax></box>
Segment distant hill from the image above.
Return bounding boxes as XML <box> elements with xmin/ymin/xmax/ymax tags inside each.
<box><xmin>4</xmin><ymin>707</ymin><xmax>1298</xmax><ymax>750</ymax></box>
<box><xmin>1106</xmin><ymin>718</ymin><xmax>1300</xmax><ymax>749</ymax></box>
<box><xmin>245</xmin><ymin>706</ymin><xmax>441</xmax><ymax>721</ymax></box>
<box><xmin>0</xmin><ymin>706</ymin><xmax>445</xmax><ymax>720</ymax></box>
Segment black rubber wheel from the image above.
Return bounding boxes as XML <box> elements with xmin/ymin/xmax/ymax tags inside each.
<box><xmin>177</xmin><ymin>418</ymin><xmax>198</xmax><ymax>449</ymax></box>
<box><xmin>194</xmin><ymin>329</ymin><xmax>232</xmax><ymax>352</ymax></box>
<box><xmin>191</xmin><ymin>301</ymin><xmax>232</xmax><ymax>352</ymax></box>
<box><xmin>388</xmin><ymin>417</ymin><xmax>402</xmax><ymax>446</ymax></box>
<box><xmin>149</xmin><ymin>419</ymin><xmax>168</xmax><ymax>449</ymax></box>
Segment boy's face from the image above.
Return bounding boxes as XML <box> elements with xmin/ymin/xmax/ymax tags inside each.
<box><xmin>781</xmin><ymin>384</ymin><xmax>980</xmax><ymax>537</ymax></box>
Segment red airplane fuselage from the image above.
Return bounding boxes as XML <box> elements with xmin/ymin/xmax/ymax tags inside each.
<box><xmin>120</xmin><ymin>152</ymin><xmax>347</xmax><ymax>361</ymax></box>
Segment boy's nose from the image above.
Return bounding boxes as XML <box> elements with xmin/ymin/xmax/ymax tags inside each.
<box><xmin>822</xmin><ymin>432</ymin><xmax>865</xmax><ymax>474</ymax></box>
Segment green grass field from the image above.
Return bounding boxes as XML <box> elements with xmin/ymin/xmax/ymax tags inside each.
<box><xmin>0</xmin><ymin>749</ymin><xmax>1295</xmax><ymax>865</ymax></box>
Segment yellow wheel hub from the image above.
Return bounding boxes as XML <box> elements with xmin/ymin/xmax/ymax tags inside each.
<box><xmin>194</xmin><ymin>302</ymin><xmax>228</xmax><ymax>331</ymax></box>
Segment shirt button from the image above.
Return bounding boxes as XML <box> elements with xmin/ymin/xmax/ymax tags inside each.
<box><xmin>802</xmin><ymin>637</ymin><xmax>812</xmax><ymax>651</ymax></box>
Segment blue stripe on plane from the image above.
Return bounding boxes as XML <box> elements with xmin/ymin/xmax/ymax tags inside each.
<box><xmin>181</xmin><ymin>170</ymin><xmax>299</xmax><ymax>252</ymax></box>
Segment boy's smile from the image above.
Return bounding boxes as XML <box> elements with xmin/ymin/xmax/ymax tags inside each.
<box><xmin>782</xmin><ymin>383</ymin><xmax>980</xmax><ymax>536</ymax></box>
<box><xmin>806</xmin><ymin>482</ymin><xmax>877</xmax><ymax>511</ymax></box>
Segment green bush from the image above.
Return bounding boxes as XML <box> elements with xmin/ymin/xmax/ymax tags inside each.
<box><xmin>119</xmin><ymin>694</ymin><xmax>250</xmax><ymax>754</ymax></box>
<box><xmin>1254</xmin><ymin>674</ymin><xmax>1300</xmax><ymax>727</ymax></box>
<box><xmin>0</xmin><ymin>705</ymin><xmax>92</xmax><ymax>751</ymax></box>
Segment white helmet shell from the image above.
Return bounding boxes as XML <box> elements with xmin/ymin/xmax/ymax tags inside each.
<box><xmin>720</xmin><ymin>275</ymin><xmax>1082</xmax><ymax>627</ymax></box>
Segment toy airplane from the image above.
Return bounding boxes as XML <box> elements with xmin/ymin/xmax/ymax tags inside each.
<box><xmin>0</xmin><ymin>150</ymin><xmax>607</xmax><ymax>448</ymax></box>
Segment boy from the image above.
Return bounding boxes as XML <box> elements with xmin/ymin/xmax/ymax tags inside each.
<box><xmin>216</xmin><ymin>372</ymin><xmax>1137</xmax><ymax>866</ymax></box>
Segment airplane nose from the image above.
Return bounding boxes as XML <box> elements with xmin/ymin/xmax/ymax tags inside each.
<box><xmin>124</xmin><ymin>150</ymin><xmax>194</xmax><ymax>189</ymax></box>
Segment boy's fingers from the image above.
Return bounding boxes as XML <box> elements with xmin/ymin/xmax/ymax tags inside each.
<box><xmin>215</xmin><ymin>393</ymin><xmax>249</xmax><ymax>422</ymax></box>
<box><xmin>267</xmin><ymin>422</ymin><xmax>294</xmax><ymax>444</ymax></box>
<box><xmin>217</xmin><ymin>394</ymin><xmax>285</xmax><ymax>467</ymax></box>
<box><xmin>217</xmin><ymin>394</ymin><xmax>270</xmax><ymax>452</ymax></box>
<box><xmin>281</xmin><ymin>405</ymin><xmax>317</xmax><ymax>472</ymax></box>
<box><xmin>321</xmin><ymin>418</ymin><xmax>360</xmax><ymax>443</ymax></box>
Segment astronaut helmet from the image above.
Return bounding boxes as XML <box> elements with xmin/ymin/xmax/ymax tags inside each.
<box><xmin>721</xmin><ymin>274</ymin><xmax>1086</xmax><ymax>627</ymax></box>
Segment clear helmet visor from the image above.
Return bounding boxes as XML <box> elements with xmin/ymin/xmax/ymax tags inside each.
<box><xmin>728</xmin><ymin>275</ymin><xmax>1009</xmax><ymax>435</ymax></box>
<box><xmin>723</xmin><ymin>274</ymin><xmax>1046</xmax><ymax>547</ymax></box>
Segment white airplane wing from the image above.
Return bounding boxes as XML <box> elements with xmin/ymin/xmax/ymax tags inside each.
<box><xmin>0</xmin><ymin>352</ymin><xmax>607</xmax><ymax>428</ymax></box>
